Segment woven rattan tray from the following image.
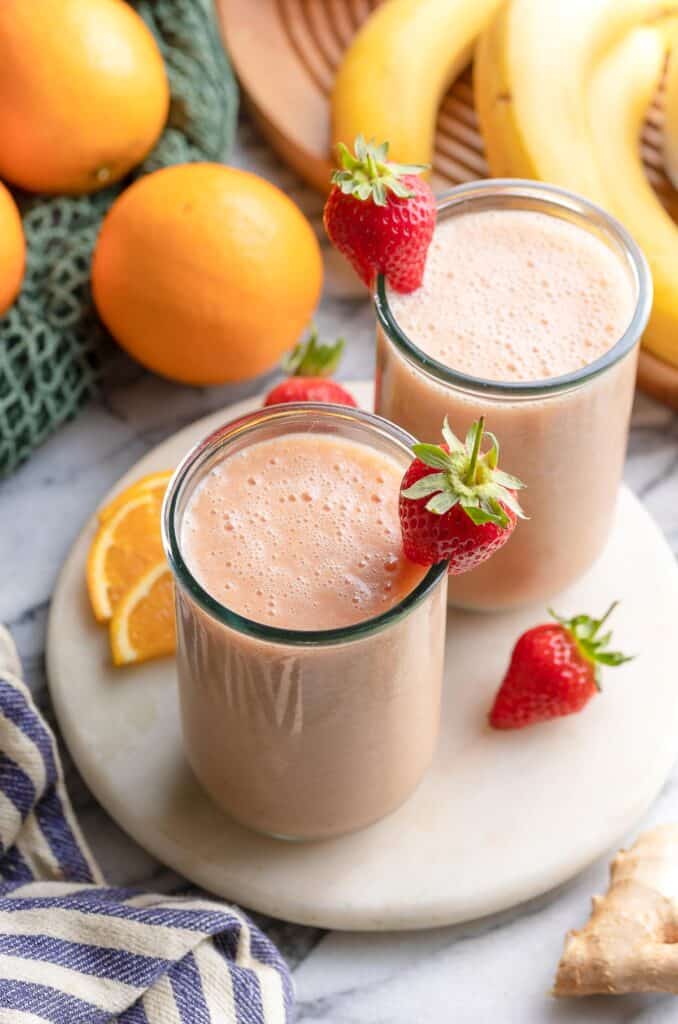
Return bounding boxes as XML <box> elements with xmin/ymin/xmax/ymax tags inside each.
<box><xmin>216</xmin><ymin>0</ymin><xmax>678</xmax><ymax>406</ymax></box>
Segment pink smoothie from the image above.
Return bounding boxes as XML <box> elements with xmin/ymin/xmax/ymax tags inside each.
<box><xmin>181</xmin><ymin>433</ymin><xmax>427</xmax><ymax>629</ymax></box>
<box><xmin>390</xmin><ymin>209</ymin><xmax>634</xmax><ymax>382</ymax></box>
<box><xmin>377</xmin><ymin>205</ymin><xmax>639</xmax><ymax>609</ymax></box>
<box><xmin>173</xmin><ymin>426</ymin><xmax>447</xmax><ymax>839</ymax></box>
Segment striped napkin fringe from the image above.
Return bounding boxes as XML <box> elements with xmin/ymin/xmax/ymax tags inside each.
<box><xmin>0</xmin><ymin>626</ymin><xmax>293</xmax><ymax>1023</ymax></box>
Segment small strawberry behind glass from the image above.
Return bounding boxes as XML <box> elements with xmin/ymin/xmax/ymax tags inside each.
<box><xmin>399</xmin><ymin>417</ymin><xmax>526</xmax><ymax>575</ymax></box>
<box><xmin>264</xmin><ymin>328</ymin><xmax>357</xmax><ymax>408</ymax></box>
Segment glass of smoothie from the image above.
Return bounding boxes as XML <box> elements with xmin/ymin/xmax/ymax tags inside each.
<box><xmin>375</xmin><ymin>180</ymin><xmax>652</xmax><ymax>611</ymax></box>
<box><xmin>162</xmin><ymin>404</ymin><xmax>448</xmax><ymax>841</ymax></box>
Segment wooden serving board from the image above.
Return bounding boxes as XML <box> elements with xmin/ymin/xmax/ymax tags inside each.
<box><xmin>215</xmin><ymin>0</ymin><xmax>678</xmax><ymax>407</ymax></box>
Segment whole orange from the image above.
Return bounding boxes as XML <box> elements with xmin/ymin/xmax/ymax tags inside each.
<box><xmin>0</xmin><ymin>183</ymin><xmax>25</xmax><ymax>315</ymax></box>
<box><xmin>92</xmin><ymin>163</ymin><xmax>324</xmax><ymax>385</ymax></box>
<box><xmin>0</xmin><ymin>0</ymin><xmax>169</xmax><ymax>194</ymax></box>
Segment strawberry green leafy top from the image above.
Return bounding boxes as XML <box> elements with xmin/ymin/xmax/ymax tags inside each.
<box><xmin>282</xmin><ymin>328</ymin><xmax>346</xmax><ymax>378</ymax></box>
<box><xmin>401</xmin><ymin>417</ymin><xmax>526</xmax><ymax>528</ymax></box>
<box><xmin>548</xmin><ymin>602</ymin><xmax>633</xmax><ymax>688</ymax></box>
<box><xmin>331</xmin><ymin>135</ymin><xmax>428</xmax><ymax>207</ymax></box>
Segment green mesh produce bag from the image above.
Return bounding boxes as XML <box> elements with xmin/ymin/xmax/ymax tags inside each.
<box><xmin>0</xmin><ymin>0</ymin><xmax>238</xmax><ymax>478</ymax></box>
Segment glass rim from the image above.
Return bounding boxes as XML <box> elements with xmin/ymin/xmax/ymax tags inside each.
<box><xmin>375</xmin><ymin>178</ymin><xmax>653</xmax><ymax>399</ymax></box>
<box><xmin>162</xmin><ymin>402</ymin><xmax>448</xmax><ymax>647</ymax></box>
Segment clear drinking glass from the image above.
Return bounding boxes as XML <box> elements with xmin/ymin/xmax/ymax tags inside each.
<box><xmin>375</xmin><ymin>180</ymin><xmax>652</xmax><ymax>611</ymax></box>
<box><xmin>163</xmin><ymin>404</ymin><xmax>448</xmax><ymax>841</ymax></box>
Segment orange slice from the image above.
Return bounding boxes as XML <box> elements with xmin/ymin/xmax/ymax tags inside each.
<box><xmin>98</xmin><ymin>469</ymin><xmax>173</xmax><ymax>523</ymax></box>
<box><xmin>109</xmin><ymin>560</ymin><xmax>176</xmax><ymax>666</ymax></box>
<box><xmin>87</xmin><ymin>490</ymin><xmax>165</xmax><ymax>622</ymax></box>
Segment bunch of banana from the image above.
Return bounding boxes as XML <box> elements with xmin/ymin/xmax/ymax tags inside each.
<box><xmin>332</xmin><ymin>0</ymin><xmax>678</xmax><ymax>365</ymax></box>
<box><xmin>331</xmin><ymin>0</ymin><xmax>503</xmax><ymax>168</ymax></box>
<box><xmin>475</xmin><ymin>0</ymin><xmax>678</xmax><ymax>367</ymax></box>
<box><xmin>664</xmin><ymin>33</ymin><xmax>678</xmax><ymax>188</ymax></box>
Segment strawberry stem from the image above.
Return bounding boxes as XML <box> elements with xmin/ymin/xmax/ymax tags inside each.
<box><xmin>593</xmin><ymin>600</ymin><xmax>618</xmax><ymax>638</ymax></box>
<box><xmin>465</xmin><ymin>417</ymin><xmax>485</xmax><ymax>485</ymax></box>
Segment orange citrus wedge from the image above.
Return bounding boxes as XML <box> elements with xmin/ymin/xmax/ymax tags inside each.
<box><xmin>109</xmin><ymin>560</ymin><xmax>176</xmax><ymax>666</ymax></box>
<box><xmin>87</xmin><ymin>489</ymin><xmax>166</xmax><ymax>623</ymax></box>
<box><xmin>98</xmin><ymin>469</ymin><xmax>173</xmax><ymax>523</ymax></box>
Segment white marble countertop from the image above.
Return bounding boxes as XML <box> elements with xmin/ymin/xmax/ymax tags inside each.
<box><xmin>2</xmin><ymin>120</ymin><xmax>678</xmax><ymax>1023</ymax></box>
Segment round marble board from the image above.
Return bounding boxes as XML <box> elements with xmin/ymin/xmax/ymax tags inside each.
<box><xmin>48</xmin><ymin>381</ymin><xmax>678</xmax><ymax>931</ymax></box>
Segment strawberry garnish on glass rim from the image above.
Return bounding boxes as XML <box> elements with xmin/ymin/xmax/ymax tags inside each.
<box><xmin>399</xmin><ymin>417</ymin><xmax>526</xmax><ymax>575</ymax></box>
<box><xmin>489</xmin><ymin>602</ymin><xmax>633</xmax><ymax>730</ymax></box>
<box><xmin>263</xmin><ymin>328</ymin><xmax>356</xmax><ymax>408</ymax></box>
<box><xmin>323</xmin><ymin>135</ymin><xmax>436</xmax><ymax>293</ymax></box>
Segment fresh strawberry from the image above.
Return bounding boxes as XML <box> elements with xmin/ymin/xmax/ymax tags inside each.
<box><xmin>399</xmin><ymin>417</ymin><xmax>525</xmax><ymax>574</ymax></box>
<box><xmin>264</xmin><ymin>377</ymin><xmax>357</xmax><ymax>407</ymax></box>
<box><xmin>323</xmin><ymin>135</ymin><xmax>436</xmax><ymax>293</ymax></box>
<box><xmin>263</xmin><ymin>329</ymin><xmax>356</xmax><ymax>408</ymax></box>
<box><xmin>489</xmin><ymin>603</ymin><xmax>632</xmax><ymax>730</ymax></box>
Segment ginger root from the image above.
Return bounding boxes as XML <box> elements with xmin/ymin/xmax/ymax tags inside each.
<box><xmin>554</xmin><ymin>825</ymin><xmax>678</xmax><ymax>996</ymax></box>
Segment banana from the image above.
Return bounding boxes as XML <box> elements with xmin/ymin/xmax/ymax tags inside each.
<box><xmin>589</xmin><ymin>27</ymin><xmax>678</xmax><ymax>365</ymax></box>
<box><xmin>331</xmin><ymin>0</ymin><xmax>502</xmax><ymax>168</ymax></box>
<box><xmin>663</xmin><ymin>34</ymin><xmax>678</xmax><ymax>189</ymax></box>
<box><xmin>475</xmin><ymin>0</ymin><xmax>678</xmax><ymax>366</ymax></box>
<box><xmin>475</xmin><ymin>0</ymin><xmax>678</xmax><ymax>203</ymax></box>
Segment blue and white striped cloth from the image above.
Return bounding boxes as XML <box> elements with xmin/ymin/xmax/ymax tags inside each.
<box><xmin>0</xmin><ymin>626</ymin><xmax>293</xmax><ymax>1023</ymax></box>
